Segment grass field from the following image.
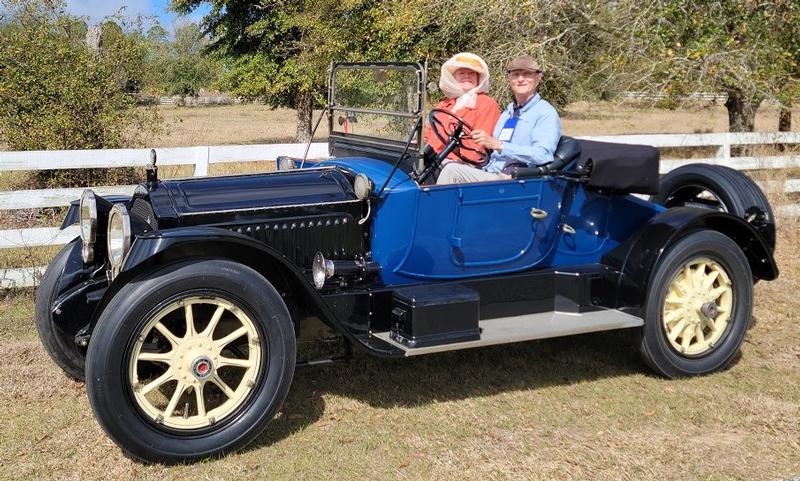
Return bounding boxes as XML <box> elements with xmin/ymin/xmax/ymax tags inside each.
<box><xmin>2</xmin><ymin>102</ymin><xmax>800</xmax><ymax>480</ymax></box>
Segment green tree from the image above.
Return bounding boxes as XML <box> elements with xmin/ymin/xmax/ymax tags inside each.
<box><xmin>635</xmin><ymin>0</ymin><xmax>798</xmax><ymax>132</ymax></box>
<box><xmin>0</xmin><ymin>0</ymin><xmax>160</xmax><ymax>153</ymax></box>
<box><xmin>173</xmin><ymin>0</ymin><xmax>459</xmax><ymax>141</ymax></box>
<box><xmin>166</xmin><ymin>23</ymin><xmax>221</xmax><ymax>97</ymax></box>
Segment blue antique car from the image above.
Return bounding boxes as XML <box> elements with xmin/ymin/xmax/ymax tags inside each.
<box><xmin>35</xmin><ymin>63</ymin><xmax>778</xmax><ymax>463</ymax></box>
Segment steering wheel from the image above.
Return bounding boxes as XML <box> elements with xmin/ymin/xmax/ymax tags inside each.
<box><xmin>428</xmin><ymin>108</ymin><xmax>490</xmax><ymax>167</ymax></box>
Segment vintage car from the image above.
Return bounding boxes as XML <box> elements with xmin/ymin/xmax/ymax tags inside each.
<box><xmin>35</xmin><ymin>63</ymin><xmax>778</xmax><ymax>463</ymax></box>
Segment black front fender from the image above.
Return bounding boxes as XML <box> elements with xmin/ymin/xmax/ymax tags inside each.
<box><xmin>93</xmin><ymin>226</ymin><xmax>400</xmax><ymax>357</ymax></box>
<box><xmin>604</xmin><ymin>207</ymin><xmax>778</xmax><ymax>315</ymax></box>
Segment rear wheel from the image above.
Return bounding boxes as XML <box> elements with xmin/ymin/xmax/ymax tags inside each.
<box><xmin>637</xmin><ymin>230</ymin><xmax>753</xmax><ymax>378</ymax></box>
<box><xmin>86</xmin><ymin>259</ymin><xmax>295</xmax><ymax>463</ymax></box>
<box><xmin>651</xmin><ymin>164</ymin><xmax>775</xmax><ymax>250</ymax></box>
<box><xmin>34</xmin><ymin>239</ymin><xmax>86</xmax><ymax>380</ymax></box>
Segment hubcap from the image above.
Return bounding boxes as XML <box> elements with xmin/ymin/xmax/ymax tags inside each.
<box><xmin>662</xmin><ymin>257</ymin><xmax>733</xmax><ymax>356</ymax></box>
<box><xmin>129</xmin><ymin>297</ymin><xmax>262</xmax><ymax>430</ymax></box>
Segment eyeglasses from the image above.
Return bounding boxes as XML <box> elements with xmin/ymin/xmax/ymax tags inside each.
<box><xmin>507</xmin><ymin>70</ymin><xmax>541</xmax><ymax>79</ymax></box>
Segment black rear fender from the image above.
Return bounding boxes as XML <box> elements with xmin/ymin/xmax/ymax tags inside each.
<box><xmin>604</xmin><ymin>207</ymin><xmax>778</xmax><ymax>314</ymax></box>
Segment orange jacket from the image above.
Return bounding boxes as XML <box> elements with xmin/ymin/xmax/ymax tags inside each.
<box><xmin>424</xmin><ymin>93</ymin><xmax>501</xmax><ymax>164</ymax></box>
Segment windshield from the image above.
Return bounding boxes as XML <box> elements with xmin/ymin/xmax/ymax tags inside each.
<box><xmin>329</xmin><ymin>63</ymin><xmax>424</xmax><ymax>144</ymax></box>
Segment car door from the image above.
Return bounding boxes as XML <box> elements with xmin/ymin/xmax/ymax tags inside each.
<box><xmin>394</xmin><ymin>177</ymin><xmax>565</xmax><ymax>279</ymax></box>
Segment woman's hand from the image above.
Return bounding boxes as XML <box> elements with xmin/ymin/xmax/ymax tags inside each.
<box><xmin>470</xmin><ymin>130</ymin><xmax>502</xmax><ymax>151</ymax></box>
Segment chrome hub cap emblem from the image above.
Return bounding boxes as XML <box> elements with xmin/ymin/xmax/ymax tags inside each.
<box><xmin>191</xmin><ymin>356</ymin><xmax>214</xmax><ymax>380</ymax></box>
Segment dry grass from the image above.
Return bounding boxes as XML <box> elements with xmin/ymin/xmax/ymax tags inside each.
<box><xmin>1</xmin><ymin>102</ymin><xmax>799</xmax><ymax>480</ymax></box>
<box><xmin>1</xmin><ymin>234</ymin><xmax>799</xmax><ymax>480</ymax></box>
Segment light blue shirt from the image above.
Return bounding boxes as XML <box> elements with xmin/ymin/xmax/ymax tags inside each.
<box><xmin>484</xmin><ymin>93</ymin><xmax>561</xmax><ymax>173</ymax></box>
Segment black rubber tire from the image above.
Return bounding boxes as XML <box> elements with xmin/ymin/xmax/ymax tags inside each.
<box><xmin>650</xmin><ymin>164</ymin><xmax>775</xmax><ymax>250</ymax></box>
<box><xmin>637</xmin><ymin>230</ymin><xmax>753</xmax><ymax>378</ymax></box>
<box><xmin>34</xmin><ymin>239</ymin><xmax>86</xmax><ymax>381</ymax></box>
<box><xmin>86</xmin><ymin>259</ymin><xmax>296</xmax><ymax>464</ymax></box>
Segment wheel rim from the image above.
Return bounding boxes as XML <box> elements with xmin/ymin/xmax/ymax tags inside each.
<box><xmin>662</xmin><ymin>257</ymin><xmax>734</xmax><ymax>356</ymax></box>
<box><xmin>664</xmin><ymin>184</ymin><xmax>729</xmax><ymax>212</ymax></box>
<box><xmin>128</xmin><ymin>296</ymin><xmax>263</xmax><ymax>430</ymax></box>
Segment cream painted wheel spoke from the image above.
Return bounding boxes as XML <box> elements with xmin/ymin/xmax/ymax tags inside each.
<box><xmin>137</xmin><ymin>351</ymin><xmax>173</xmax><ymax>364</ymax></box>
<box><xmin>702</xmin><ymin>269</ymin><xmax>720</xmax><ymax>289</ymax></box>
<box><xmin>215</xmin><ymin>326</ymin><xmax>248</xmax><ymax>350</ymax></box>
<box><xmin>680</xmin><ymin>324</ymin><xmax>694</xmax><ymax>350</ymax></box>
<box><xmin>694</xmin><ymin>324</ymin><xmax>705</xmax><ymax>344</ymax></box>
<box><xmin>708</xmin><ymin>285</ymin><xmax>730</xmax><ymax>301</ymax></box>
<box><xmin>664</xmin><ymin>309</ymin><xmax>683</xmax><ymax>326</ymax></box>
<box><xmin>218</xmin><ymin>356</ymin><xmax>255</xmax><ymax>369</ymax></box>
<box><xmin>665</xmin><ymin>293</ymin><xmax>685</xmax><ymax>306</ymax></box>
<box><xmin>141</xmin><ymin>371</ymin><xmax>174</xmax><ymax>396</ymax></box>
<box><xmin>668</xmin><ymin>319</ymin><xmax>687</xmax><ymax>342</ymax></box>
<box><xmin>702</xmin><ymin>315</ymin><xmax>718</xmax><ymax>331</ymax></box>
<box><xmin>195</xmin><ymin>383</ymin><xmax>207</xmax><ymax>418</ymax></box>
<box><xmin>693</xmin><ymin>262</ymin><xmax>707</xmax><ymax>286</ymax></box>
<box><xmin>185</xmin><ymin>303</ymin><xmax>196</xmax><ymax>337</ymax></box>
<box><xmin>683</xmin><ymin>265</ymin><xmax>693</xmax><ymax>287</ymax></box>
<box><xmin>201</xmin><ymin>305</ymin><xmax>226</xmax><ymax>338</ymax></box>
<box><xmin>154</xmin><ymin>322</ymin><xmax>181</xmax><ymax>348</ymax></box>
<box><xmin>165</xmin><ymin>381</ymin><xmax>189</xmax><ymax>418</ymax></box>
<box><xmin>210</xmin><ymin>374</ymin><xmax>236</xmax><ymax>399</ymax></box>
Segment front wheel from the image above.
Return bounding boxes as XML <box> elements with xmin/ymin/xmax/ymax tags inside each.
<box><xmin>86</xmin><ymin>260</ymin><xmax>296</xmax><ymax>463</ymax></box>
<box><xmin>637</xmin><ymin>230</ymin><xmax>753</xmax><ymax>378</ymax></box>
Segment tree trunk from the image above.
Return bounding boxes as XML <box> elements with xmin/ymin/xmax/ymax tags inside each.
<box><xmin>779</xmin><ymin>105</ymin><xmax>792</xmax><ymax>132</ymax></box>
<box><xmin>725</xmin><ymin>89</ymin><xmax>762</xmax><ymax>156</ymax></box>
<box><xmin>724</xmin><ymin>88</ymin><xmax>761</xmax><ymax>132</ymax></box>
<box><xmin>295</xmin><ymin>90</ymin><xmax>313</xmax><ymax>143</ymax></box>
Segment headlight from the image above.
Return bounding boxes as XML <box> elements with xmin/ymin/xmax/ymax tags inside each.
<box><xmin>107</xmin><ymin>203</ymin><xmax>131</xmax><ymax>279</ymax></box>
<box><xmin>277</xmin><ymin>156</ymin><xmax>296</xmax><ymax>171</ymax></box>
<box><xmin>312</xmin><ymin>252</ymin><xmax>335</xmax><ymax>289</ymax></box>
<box><xmin>79</xmin><ymin>190</ymin><xmax>98</xmax><ymax>263</ymax></box>
<box><xmin>354</xmin><ymin>174</ymin><xmax>373</xmax><ymax>200</ymax></box>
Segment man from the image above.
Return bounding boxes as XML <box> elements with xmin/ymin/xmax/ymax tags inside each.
<box><xmin>436</xmin><ymin>54</ymin><xmax>561</xmax><ymax>184</ymax></box>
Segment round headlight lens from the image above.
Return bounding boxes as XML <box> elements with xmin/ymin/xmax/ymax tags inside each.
<box><xmin>312</xmin><ymin>252</ymin><xmax>335</xmax><ymax>289</ymax></box>
<box><xmin>107</xmin><ymin>204</ymin><xmax>131</xmax><ymax>271</ymax></box>
<box><xmin>354</xmin><ymin>174</ymin><xmax>373</xmax><ymax>200</ymax></box>
<box><xmin>277</xmin><ymin>156</ymin><xmax>296</xmax><ymax>171</ymax></box>
<box><xmin>79</xmin><ymin>189</ymin><xmax>97</xmax><ymax>244</ymax></box>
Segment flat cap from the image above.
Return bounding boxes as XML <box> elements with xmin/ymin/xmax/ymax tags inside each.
<box><xmin>506</xmin><ymin>55</ymin><xmax>541</xmax><ymax>73</ymax></box>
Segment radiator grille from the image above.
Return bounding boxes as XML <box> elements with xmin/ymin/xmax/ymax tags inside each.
<box><xmin>131</xmin><ymin>198</ymin><xmax>158</xmax><ymax>230</ymax></box>
<box><xmin>226</xmin><ymin>213</ymin><xmax>364</xmax><ymax>267</ymax></box>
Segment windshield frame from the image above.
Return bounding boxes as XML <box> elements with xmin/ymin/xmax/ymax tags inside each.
<box><xmin>327</xmin><ymin>62</ymin><xmax>426</xmax><ymax>154</ymax></box>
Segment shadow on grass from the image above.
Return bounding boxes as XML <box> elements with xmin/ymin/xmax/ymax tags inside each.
<box><xmin>250</xmin><ymin>329</ymin><xmax>646</xmax><ymax>450</ymax></box>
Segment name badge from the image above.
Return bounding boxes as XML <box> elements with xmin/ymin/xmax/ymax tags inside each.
<box><xmin>498</xmin><ymin>117</ymin><xmax>518</xmax><ymax>142</ymax></box>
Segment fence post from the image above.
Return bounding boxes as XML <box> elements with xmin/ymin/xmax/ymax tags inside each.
<box><xmin>194</xmin><ymin>147</ymin><xmax>210</xmax><ymax>177</ymax></box>
<box><xmin>716</xmin><ymin>133</ymin><xmax>731</xmax><ymax>162</ymax></box>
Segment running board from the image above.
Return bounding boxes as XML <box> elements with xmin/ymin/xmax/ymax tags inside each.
<box><xmin>371</xmin><ymin>309</ymin><xmax>643</xmax><ymax>356</ymax></box>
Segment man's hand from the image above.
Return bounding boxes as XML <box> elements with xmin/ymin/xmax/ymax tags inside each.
<box><xmin>470</xmin><ymin>130</ymin><xmax>502</xmax><ymax>151</ymax></box>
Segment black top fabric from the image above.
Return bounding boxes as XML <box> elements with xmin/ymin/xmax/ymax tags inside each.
<box><xmin>576</xmin><ymin>139</ymin><xmax>660</xmax><ymax>194</ymax></box>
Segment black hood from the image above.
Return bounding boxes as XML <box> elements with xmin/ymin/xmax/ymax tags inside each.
<box><xmin>140</xmin><ymin>168</ymin><xmax>360</xmax><ymax>228</ymax></box>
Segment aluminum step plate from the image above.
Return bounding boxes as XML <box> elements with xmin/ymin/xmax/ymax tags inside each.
<box><xmin>371</xmin><ymin>309</ymin><xmax>643</xmax><ymax>356</ymax></box>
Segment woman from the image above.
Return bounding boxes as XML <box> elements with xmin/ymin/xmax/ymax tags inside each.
<box><xmin>424</xmin><ymin>52</ymin><xmax>501</xmax><ymax>165</ymax></box>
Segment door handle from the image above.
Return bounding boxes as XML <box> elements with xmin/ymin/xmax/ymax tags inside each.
<box><xmin>530</xmin><ymin>208</ymin><xmax>548</xmax><ymax>219</ymax></box>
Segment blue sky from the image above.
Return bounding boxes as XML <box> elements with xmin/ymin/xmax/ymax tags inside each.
<box><xmin>63</xmin><ymin>0</ymin><xmax>210</xmax><ymax>33</ymax></box>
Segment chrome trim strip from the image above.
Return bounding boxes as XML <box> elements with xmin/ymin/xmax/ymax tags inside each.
<box><xmin>179</xmin><ymin>198</ymin><xmax>363</xmax><ymax>216</ymax></box>
<box><xmin>372</xmin><ymin>309</ymin><xmax>644</xmax><ymax>356</ymax></box>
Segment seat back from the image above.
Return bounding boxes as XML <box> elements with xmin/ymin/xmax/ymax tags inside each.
<box><xmin>506</xmin><ymin>136</ymin><xmax>582</xmax><ymax>179</ymax></box>
<box><xmin>550</xmin><ymin>136</ymin><xmax>582</xmax><ymax>170</ymax></box>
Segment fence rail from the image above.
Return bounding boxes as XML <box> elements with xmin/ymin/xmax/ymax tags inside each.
<box><xmin>2</xmin><ymin>132</ymin><xmax>799</xmax><ymax>288</ymax></box>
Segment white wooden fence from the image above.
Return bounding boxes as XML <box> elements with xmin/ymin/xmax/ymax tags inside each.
<box><xmin>2</xmin><ymin>132</ymin><xmax>799</xmax><ymax>288</ymax></box>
